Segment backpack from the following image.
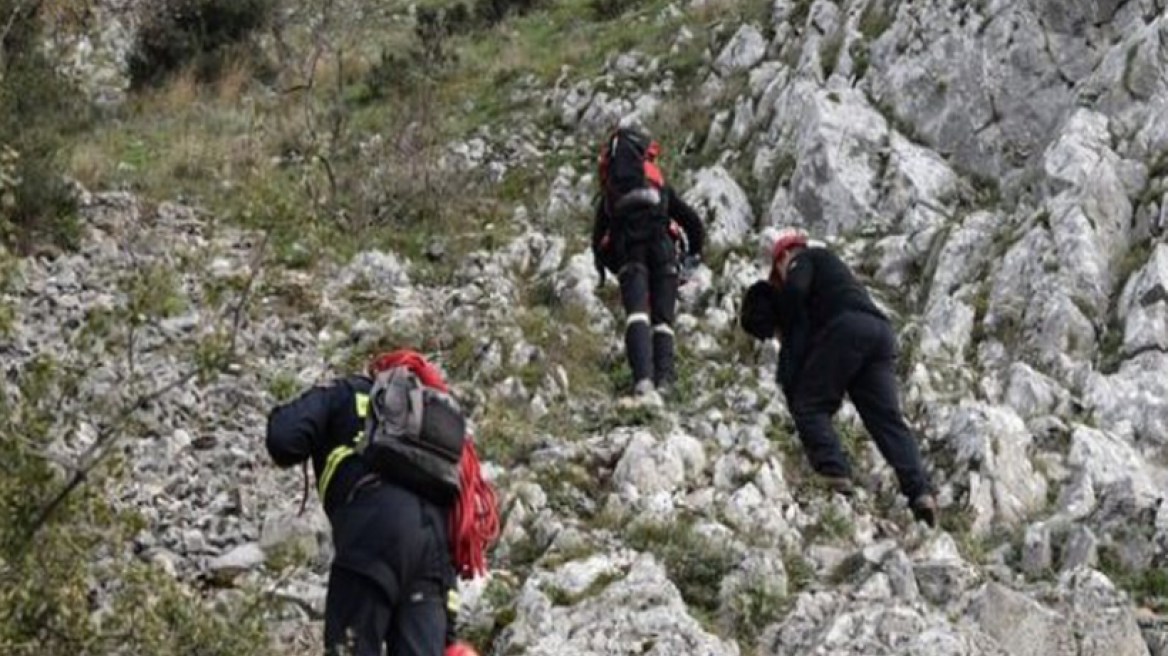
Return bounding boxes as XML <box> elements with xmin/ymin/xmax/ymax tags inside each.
<box><xmin>598</xmin><ymin>128</ymin><xmax>667</xmax><ymax>217</ymax></box>
<box><xmin>358</xmin><ymin>366</ymin><xmax>467</xmax><ymax>504</ymax></box>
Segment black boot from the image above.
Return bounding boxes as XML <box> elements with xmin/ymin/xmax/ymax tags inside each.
<box><xmin>652</xmin><ymin>327</ymin><xmax>676</xmax><ymax>391</ymax></box>
<box><xmin>625</xmin><ymin>318</ymin><xmax>654</xmax><ymax>391</ymax></box>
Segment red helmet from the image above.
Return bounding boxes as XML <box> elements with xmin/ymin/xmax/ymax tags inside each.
<box><xmin>772</xmin><ymin>228</ymin><xmax>809</xmax><ymax>264</ymax></box>
<box><xmin>445</xmin><ymin>641</ymin><xmax>481</xmax><ymax>656</ymax></box>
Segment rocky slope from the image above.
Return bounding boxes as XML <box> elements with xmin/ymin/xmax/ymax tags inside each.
<box><xmin>9</xmin><ymin>0</ymin><xmax>1168</xmax><ymax>654</ymax></box>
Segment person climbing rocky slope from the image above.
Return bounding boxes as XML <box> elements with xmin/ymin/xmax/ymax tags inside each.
<box><xmin>5</xmin><ymin>0</ymin><xmax>1168</xmax><ymax>654</ymax></box>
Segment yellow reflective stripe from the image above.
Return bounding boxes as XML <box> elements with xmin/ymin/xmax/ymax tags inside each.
<box><xmin>318</xmin><ymin>445</ymin><xmax>355</xmax><ymax>498</ymax></box>
<box><xmin>446</xmin><ymin>589</ymin><xmax>460</xmax><ymax>613</ymax></box>
<box><xmin>355</xmin><ymin>393</ymin><xmax>369</xmax><ymax>418</ymax></box>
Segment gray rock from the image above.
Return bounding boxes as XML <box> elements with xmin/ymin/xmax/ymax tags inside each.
<box><xmin>941</xmin><ymin>403</ymin><xmax>1048</xmax><ymax>534</ymax></box>
<box><xmin>1021</xmin><ymin>523</ymin><xmax>1053</xmax><ymax>577</ymax></box>
<box><xmin>1058</xmin><ymin>569</ymin><xmax>1151</xmax><ymax>656</ymax></box>
<box><xmin>259</xmin><ymin>511</ymin><xmax>329</xmax><ymax>564</ymax></box>
<box><xmin>713</xmin><ymin>24</ymin><xmax>767</xmax><ymax>76</ymax></box>
<box><xmin>1003</xmin><ymin>363</ymin><xmax>1072</xmax><ymax>421</ymax></box>
<box><xmin>683</xmin><ymin>166</ymin><xmax>754</xmax><ymax>249</ymax></box>
<box><xmin>275</xmin><ymin>580</ymin><xmax>328</xmax><ymax>619</ymax></box>
<box><xmin>972</xmin><ymin>583</ymin><xmax>1075</xmax><ymax>656</ymax></box>
<box><xmin>913</xmin><ymin>533</ymin><xmax>981</xmax><ymax>606</ymax></box>
<box><xmin>553</xmin><ymin>251</ymin><xmax>612</xmax><ymax>328</ymax></box>
<box><xmin>762</xmin><ymin>589</ymin><xmax>1007</xmax><ymax>656</ymax></box>
<box><xmin>1061</xmin><ymin>525</ymin><xmax>1100</xmax><ymax>571</ymax></box>
<box><xmin>1085</xmin><ymin>352</ymin><xmax>1168</xmax><ymax>447</ymax></box>
<box><xmin>612</xmin><ymin>429</ymin><xmax>706</xmax><ymax>516</ymax></box>
<box><xmin>496</xmin><ymin>554</ymin><xmax>738</xmax><ymax>656</ymax></box>
<box><xmin>1067</xmin><ymin>425</ymin><xmax>1160</xmax><ymax>504</ymax></box>
<box><xmin>334</xmin><ymin>250</ymin><xmax>411</xmax><ymax>290</ymax></box>
<box><xmin>883</xmin><ymin>549</ymin><xmax>920</xmax><ymax>601</ymax></box>
<box><xmin>208</xmin><ymin>543</ymin><xmax>265</xmax><ymax>581</ymax></box>
<box><xmin>763</xmin><ymin>83</ymin><xmax>888</xmax><ymax>235</ymax></box>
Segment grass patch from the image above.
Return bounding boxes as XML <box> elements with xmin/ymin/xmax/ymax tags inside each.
<box><xmin>626</xmin><ymin>518</ymin><xmax>739</xmax><ymax>615</ymax></box>
<box><xmin>858</xmin><ymin>0</ymin><xmax>897</xmax><ymax>41</ymax></box>
<box><xmin>724</xmin><ymin>578</ymin><xmax>788</xmax><ymax>649</ymax></box>
<box><xmin>1100</xmin><ymin>548</ymin><xmax>1168</xmax><ymax>612</ymax></box>
<box><xmin>820</xmin><ymin>31</ymin><xmax>844</xmax><ymax>79</ymax></box>
<box><xmin>806</xmin><ymin>504</ymin><xmax>855</xmax><ymax>543</ymax></box>
<box><xmin>783</xmin><ymin>549</ymin><xmax>814</xmax><ymax>592</ymax></box>
<box><xmin>125</xmin><ymin>261</ymin><xmax>188</xmax><ymax>321</ymax></box>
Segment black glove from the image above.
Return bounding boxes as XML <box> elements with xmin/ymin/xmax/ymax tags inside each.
<box><xmin>595</xmin><ymin>253</ymin><xmax>607</xmax><ymax>287</ymax></box>
<box><xmin>740</xmin><ymin>280</ymin><xmax>779</xmax><ymax>341</ymax></box>
<box><xmin>681</xmin><ymin>253</ymin><xmax>701</xmax><ymax>277</ymax></box>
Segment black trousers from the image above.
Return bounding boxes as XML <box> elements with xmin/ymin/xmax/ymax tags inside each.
<box><xmin>617</xmin><ymin>233</ymin><xmax>679</xmax><ymax>386</ymax></box>
<box><xmin>786</xmin><ymin>311</ymin><xmax>930</xmax><ymax>499</ymax></box>
<box><xmin>324</xmin><ymin>482</ymin><xmax>453</xmax><ymax>656</ymax></box>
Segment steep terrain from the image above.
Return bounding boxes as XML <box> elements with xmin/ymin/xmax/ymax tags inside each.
<box><xmin>5</xmin><ymin>0</ymin><xmax>1168</xmax><ymax>654</ymax></box>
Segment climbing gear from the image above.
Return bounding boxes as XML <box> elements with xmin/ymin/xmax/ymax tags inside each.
<box><xmin>910</xmin><ymin>493</ymin><xmax>938</xmax><ymax>528</ymax></box>
<box><xmin>449</xmin><ymin>436</ymin><xmax>499</xmax><ymax>579</ymax></box>
<box><xmin>312</xmin><ymin>350</ymin><xmax>498</xmax><ymax>578</ymax></box>
<box><xmin>598</xmin><ymin>127</ymin><xmax>666</xmax><ymax>216</ymax></box>
<box><xmin>358</xmin><ymin>364</ymin><xmax>467</xmax><ymax>502</ymax></box>
<box><xmin>369</xmin><ymin>351</ymin><xmax>497</xmax><ymax>579</ymax></box>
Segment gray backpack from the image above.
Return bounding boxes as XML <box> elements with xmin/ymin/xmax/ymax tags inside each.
<box><xmin>358</xmin><ymin>366</ymin><xmax>467</xmax><ymax>503</ymax></box>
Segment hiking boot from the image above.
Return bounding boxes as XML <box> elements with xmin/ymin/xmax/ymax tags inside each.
<box><xmin>621</xmin><ymin>379</ymin><xmax>662</xmax><ymax>408</ymax></box>
<box><xmin>633</xmin><ymin>378</ymin><xmax>657</xmax><ymax>397</ymax></box>
<box><xmin>652</xmin><ymin>329</ymin><xmax>676</xmax><ymax>390</ymax></box>
<box><xmin>813</xmin><ymin>473</ymin><xmax>856</xmax><ymax>497</ymax></box>
<box><xmin>910</xmin><ymin>494</ymin><xmax>938</xmax><ymax>528</ymax></box>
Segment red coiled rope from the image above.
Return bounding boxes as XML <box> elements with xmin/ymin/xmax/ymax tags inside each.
<box><xmin>369</xmin><ymin>350</ymin><xmax>499</xmax><ymax>579</ymax></box>
<box><xmin>449</xmin><ymin>436</ymin><xmax>499</xmax><ymax>580</ymax></box>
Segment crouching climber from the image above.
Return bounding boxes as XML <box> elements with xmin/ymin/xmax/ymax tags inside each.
<box><xmin>265</xmin><ymin>349</ymin><xmax>498</xmax><ymax>655</ymax></box>
<box><xmin>592</xmin><ymin>126</ymin><xmax>705</xmax><ymax>401</ymax></box>
<box><xmin>739</xmin><ymin>230</ymin><xmax>937</xmax><ymax>527</ymax></box>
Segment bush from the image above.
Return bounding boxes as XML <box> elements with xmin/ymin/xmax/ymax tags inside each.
<box><xmin>0</xmin><ymin>355</ymin><xmax>280</xmax><ymax>655</ymax></box>
<box><xmin>0</xmin><ymin>0</ymin><xmax>84</xmax><ymax>251</ymax></box>
<box><xmin>129</xmin><ymin>0</ymin><xmax>276</xmax><ymax>88</ymax></box>
<box><xmin>476</xmin><ymin>0</ymin><xmax>542</xmax><ymax>27</ymax></box>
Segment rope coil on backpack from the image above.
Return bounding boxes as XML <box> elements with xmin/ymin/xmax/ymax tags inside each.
<box><xmin>449</xmin><ymin>436</ymin><xmax>499</xmax><ymax>580</ymax></box>
<box><xmin>368</xmin><ymin>350</ymin><xmax>499</xmax><ymax>579</ymax></box>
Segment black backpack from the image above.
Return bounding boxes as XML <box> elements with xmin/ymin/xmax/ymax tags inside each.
<box><xmin>598</xmin><ymin>128</ymin><xmax>667</xmax><ymax>216</ymax></box>
<box><xmin>358</xmin><ymin>366</ymin><xmax>467</xmax><ymax>504</ymax></box>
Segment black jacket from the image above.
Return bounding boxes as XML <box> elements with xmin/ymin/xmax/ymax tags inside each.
<box><xmin>592</xmin><ymin>186</ymin><xmax>705</xmax><ymax>270</ymax></box>
<box><xmin>266</xmin><ymin>375</ymin><xmax>381</xmax><ymax>516</ymax></box>
<box><xmin>266</xmin><ymin>375</ymin><xmax>457</xmax><ymax>606</ymax></box>
<box><xmin>742</xmin><ymin>248</ymin><xmax>886</xmax><ymax>389</ymax></box>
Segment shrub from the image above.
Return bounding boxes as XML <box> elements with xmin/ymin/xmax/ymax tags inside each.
<box><xmin>476</xmin><ymin>0</ymin><xmax>542</xmax><ymax>27</ymax></box>
<box><xmin>128</xmin><ymin>0</ymin><xmax>276</xmax><ymax>88</ymax></box>
<box><xmin>0</xmin><ymin>0</ymin><xmax>84</xmax><ymax>251</ymax></box>
<box><xmin>0</xmin><ymin>356</ymin><xmax>279</xmax><ymax>655</ymax></box>
<box><xmin>626</xmin><ymin>519</ymin><xmax>739</xmax><ymax>614</ymax></box>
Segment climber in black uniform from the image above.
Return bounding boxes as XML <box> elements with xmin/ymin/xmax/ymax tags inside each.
<box><xmin>740</xmin><ymin>230</ymin><xmax>937</xmax><ymax>526</ymax></box>
<box><xmin>593</xmin><ymin>127</ymin><xmax>705</xmax><ymax>398</ymax></box>
<box><xmin>265</xmin><ymin>352</ymin><xmax>458</xmax><ymax>656</ymax></box>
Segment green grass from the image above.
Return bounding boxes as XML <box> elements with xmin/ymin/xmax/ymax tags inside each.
<box><xmin>820</xmin><ymin>31</ymin><xmax>844</xmax><ymax>78</ymax></box>
<box><xmin>724</xmin><ymin>577</ymin><xmax>788</xmax><ymax>648</ymax></box>
<box><xmin>125</xmin><ymin>261</ymin><xmax>188</xmax><ymax>321</ymax></box>
<box><xmin>625</xmin><ymin>518</ymin><xmax>739</xmax><ymax>615</ymax></box>
<box><xmin>783</xmin><ymin>548</ymin><xmax>814</xmax><ymax>592</ymax></box>
<box><xmin>858</xmin><ymin>0</ymin><xmax>897</xmax><ymax>41</ymax></box>
<box><xmin>1099</xmin><ymin>547</ymin><xmax>1168</xmax><ymax>612</ymax></box>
